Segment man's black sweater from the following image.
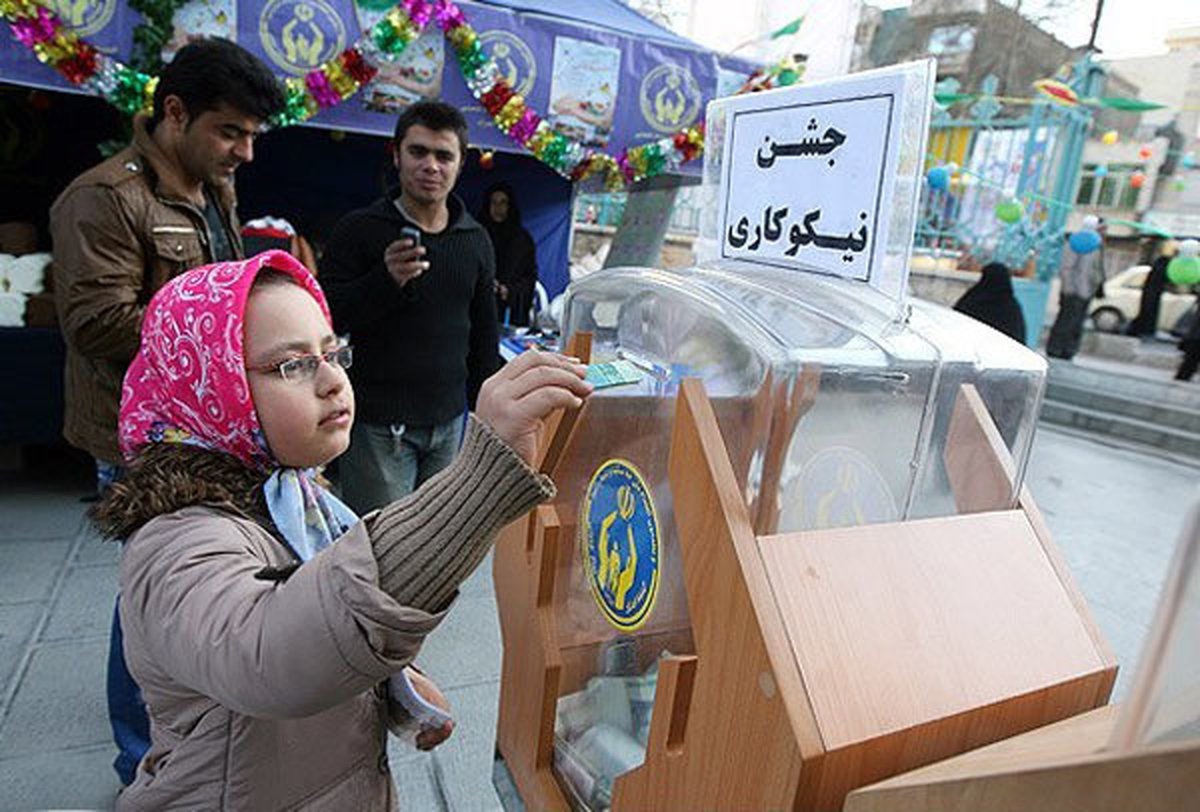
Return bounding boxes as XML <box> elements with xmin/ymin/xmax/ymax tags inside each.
<box><xmin>320</xmin><ymin>191</ymin><xmax>500</xmax><ymax>427</ymax></box>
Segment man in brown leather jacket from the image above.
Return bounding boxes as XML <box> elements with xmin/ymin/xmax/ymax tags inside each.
<box><xmin>48</xmin><ymin>37</ymin><xmax>284</xmax><ymax>786</ymax></box>
<box><xmin>52</xmin><ymin>38</ymin><xmax>283</xmax><ymax>475</ymax></box>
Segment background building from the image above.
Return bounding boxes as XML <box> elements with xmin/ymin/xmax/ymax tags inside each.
<box><xmin>851</xmin><ymin>0</ymin><xmax>1084</xmax><ymax>97</ymax></box>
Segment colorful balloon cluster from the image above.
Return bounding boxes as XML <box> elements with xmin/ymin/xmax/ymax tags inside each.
<box><xmin>2</xmin><ymin>0</ymin><xmax>712</xmax><ymax>190</ymax></box>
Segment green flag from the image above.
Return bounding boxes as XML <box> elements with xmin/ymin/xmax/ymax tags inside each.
<box><xmin>770</xmin><ymin>15</ymin><xmax>805</xmax><ymax>39</ymax></box>
<box><xmin>1096</xmin><ymin>96</ymin><xmax>1166</xmax><ymax>112</ymax></box>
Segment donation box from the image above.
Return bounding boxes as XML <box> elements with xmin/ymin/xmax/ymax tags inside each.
<box><xmin>492</xmin><ymin>61</ymin><xmax>1115</xmax><ymax>811</ymax></box>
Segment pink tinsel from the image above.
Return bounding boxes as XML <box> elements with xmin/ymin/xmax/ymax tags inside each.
<box><xmin>304</xmin><ymin>70</ymin><xmax>341</xmax><ymax>107</ymax></box>
<box><xmin>616</xmin><ymin>152</ymin><xmax>636</xmax><ymax>181</ymax></box>
<box><xmin>11</xmin><ymin>7</ymin><xmax>58</xmax><ymax>47</ymax></box>
<box><xmin>405</xmin><ymin>0</ymin><xmax>433</xmax><ymax>28</ymax></box>
<box><xmin>508</xmin><ymin>109</ymin><xmax>540</xmax><ymax>144</ymax></box>
<box><xmin>434</xmin><ymin>0</ymin><xmax>465</xmax><ymax>30</ymax></box>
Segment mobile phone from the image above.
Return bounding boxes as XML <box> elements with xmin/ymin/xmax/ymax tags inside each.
<box><xmin>399</xmin><ymin>226</ymin><xmax>422</xmax><ymax>248</ymax></box>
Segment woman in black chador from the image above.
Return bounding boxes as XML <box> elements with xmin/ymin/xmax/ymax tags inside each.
<box><xmin>1125</xmin><ymin>252</ymin><xmax>1171</xmax><ymax>338</ymax></box>
<box><xmin>479</xmin><ymin>183</ymin><xmax>538</xmax><ymax>327</ymax></box>
<box><xmin>953</xmin><ymin>261</ymin><xmax>1027</xmax><ymax>344</ymax></box>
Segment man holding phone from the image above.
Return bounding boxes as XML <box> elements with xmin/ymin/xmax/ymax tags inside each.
<box><xmin>321</xmin><ymin>101</ymin><xmax>500</xmax><ymax>512</ymax></box>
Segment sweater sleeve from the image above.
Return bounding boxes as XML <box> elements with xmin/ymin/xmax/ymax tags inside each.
<box><xmin>465</xmin><ymin>236</ymin><xmax>501</xmax><ymax>409</ymax></box>
<box><xmin>320</xmin><ymin>212</ymin><xmax>407</xmax><ymax>332</ymax></box>
<box><xmin>368</xmin><ymin>415</ymin><xmax>554</xmax><ymax>611</ymax></box>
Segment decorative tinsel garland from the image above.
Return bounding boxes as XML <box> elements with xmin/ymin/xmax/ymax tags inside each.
<box><xmin>2</xmin><ymin>0</ymin><xmax>742</xmax><ymax>188</ymax></box>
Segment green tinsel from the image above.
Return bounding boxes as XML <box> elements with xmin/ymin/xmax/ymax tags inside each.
<box><xmin>644</xmin><ymin>143</ymin><xmax>665</xmax><ymax>175</ymax></box>
<box><xmin>372</xmin><ymin>21</ymin><xmax>409</xmax><ymax>55</ymax></box>
<box><xmin>455</xmin><ymin>41</ymin><xmax>486</xmax><ymax>74</ymax></box>
<box><xmin>110</xmin><ymin>67</ymin><xmax>153</xmax><ymax>116</ymax></box>
<box><xmin>272</xmin><ymin>85</ymin><xmax>314</xmax><ymax>127</ymax></box>
<box><xmin>541</xmin><ymin>135</ymin><xmax>568</xmax><ymax>171</ymax></box>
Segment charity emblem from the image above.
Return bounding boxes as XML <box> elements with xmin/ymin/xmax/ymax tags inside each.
<box><xmin>50</xmin><ymin>0</ymin><xmax>115</xmax><ymax>37</ymax></box>
<box><xmin>259</xmin><ymin>0</ymin><xmax>345</xmax><ymax>75</ymax></box>
<box><xmin>639</xmin><ymin>63</ymin><xmax>701</xmax><ymax>134</ymax></box>
<box><xmin>478</xmin><ymin>30</ymin><xmax>536</xmax><ymax>97</ymax></box>
<box><xmin>581</xmin><ymin>459</ymin><xmax>661</xmax><ymax>632</ymax></box>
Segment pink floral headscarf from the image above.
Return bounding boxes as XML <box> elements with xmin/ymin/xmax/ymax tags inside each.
<box><xmin>119</xmin><ymin>250</ymin><xmax>331</xmax><ymax>469</ymax></box>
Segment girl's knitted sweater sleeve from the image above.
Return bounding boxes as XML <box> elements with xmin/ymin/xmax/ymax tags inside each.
<box><xmin>364</xmin><ymin>414</ymin><xmax>554</xmax><ymax>611</ymax></box>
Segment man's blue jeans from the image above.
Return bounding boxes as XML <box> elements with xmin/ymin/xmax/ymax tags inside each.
<box><xmin>337</xmin><ymin>415</ymin><xmax>465</xmax><ymax>514</ymax></box>
<box><xmin>98</xmin><ymin>459</ymin><xmax>149</xmax><ymax>786</ymax></box>
<box><xmin>108</xmin><ymin>599</ymin><xmax>149</xmax><ymax>785</ymax></box>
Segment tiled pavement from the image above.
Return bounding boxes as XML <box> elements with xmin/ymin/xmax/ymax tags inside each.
<box><xmin>1</xmin><ymin>425</ymin><xmax>1196</xmax><ymax>811</ymax></box>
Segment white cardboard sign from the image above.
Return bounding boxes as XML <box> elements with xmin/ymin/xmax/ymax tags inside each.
<box><xmin>717</xmin><ymin>66</ymin><xmax>924</xmax><ymax>302</ymax></box>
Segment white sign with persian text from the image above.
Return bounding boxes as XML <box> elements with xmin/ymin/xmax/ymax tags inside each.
<box><xmin>717</xmin><ymin>67</ymin><xmax>922</xmax><ymax>302</ymax></box>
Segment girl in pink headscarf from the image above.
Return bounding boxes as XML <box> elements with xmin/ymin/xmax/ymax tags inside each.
<box><xmin>93</xmin><ymin>250</ymin><xmax>589</xmax><ymax>810</ymax></box>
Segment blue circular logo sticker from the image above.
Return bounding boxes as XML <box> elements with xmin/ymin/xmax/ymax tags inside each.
<box><xmin>580</xmin><ymin>459</ymin><xmax>661</xmax><ymax>632</ymax></box>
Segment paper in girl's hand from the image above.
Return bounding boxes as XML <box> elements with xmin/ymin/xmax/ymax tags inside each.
<box><xmin>585</xmin><ymin>360</ymin><xmax>642</xmax><ymax>389</ymax></box>
<box><xmin>387</xmin><ymin>669</ymin><xmax>453</xmax><ymax>749</ymax></box>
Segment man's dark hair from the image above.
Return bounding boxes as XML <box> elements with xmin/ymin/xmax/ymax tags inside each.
<box><xmin>392</xmin><ymin>101</ymin><xmax>469</xmax><ymax>159</ymax></box>
<box><xmin>150</xmin><ymin>38</ymin><xmax>285</xmax><ymax>128</ymax></box>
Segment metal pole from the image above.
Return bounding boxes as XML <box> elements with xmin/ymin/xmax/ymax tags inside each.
<box><xmin>1086</xmin><ymin>0</ymin><xmax>1106</xmax><ymax>51</ymax></box>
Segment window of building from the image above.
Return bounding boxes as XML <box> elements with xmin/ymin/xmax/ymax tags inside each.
<box><xmin>1076</xmin><ymin>163</ymin><xmax>1144</xmax><ymax>209</ymax></box>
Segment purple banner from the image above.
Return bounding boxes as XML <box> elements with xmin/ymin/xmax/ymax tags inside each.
<box><xmin>0</xmin><ymin>0</ymin><xmax>758</xmax><ymax>173</ymax></box>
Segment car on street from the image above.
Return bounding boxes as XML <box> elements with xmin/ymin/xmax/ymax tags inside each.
<box><xmin>1089</xmin><ymin>264</ymin><xmax>1196</xmax><ymax>334</ymax></box>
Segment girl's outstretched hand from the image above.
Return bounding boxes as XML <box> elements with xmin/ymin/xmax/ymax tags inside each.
<box><xmin>475</xmin><ymin>350</ymin><xmax>592</xmax><ymax>464</ymax></box>
<box><xmin>405</xmin><ymin>668</ymin><xmax>454</xmax><ymax>752</ymax></box>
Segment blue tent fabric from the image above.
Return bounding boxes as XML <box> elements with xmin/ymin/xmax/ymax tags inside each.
<box><xmin>0</xmin><ymin>0</ymin><xmax>756</xmax><ymax>300</ymax></box>
<box><xmin>479</xmin><ymin>0</ymin><xmax>703</xmax><ymax>49</ymax></box>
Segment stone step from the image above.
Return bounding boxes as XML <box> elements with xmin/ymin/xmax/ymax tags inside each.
<box><xmin>1048</xmin><ymin>358</ymin><xmax>1200</xmax><ymax>412</ymax></box>
<box><xmin>1045</xmin><ymin>381</ymin><xmax>1200</xmax><ymax>436</ymax></box>
<box><xmin>1039</xmin><ymin>400</ymin><xmax>1200</xmax><ymax>459</ymax></box>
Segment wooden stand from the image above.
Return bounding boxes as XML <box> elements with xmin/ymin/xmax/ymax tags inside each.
<box><xmin>842</xmin><ymin>705</ymin><xmax>1200</xmax><ymax>811</ymax></box>
<box><xmin>493</xmin><ymin>334</ymin><xmax>1116</xmax><ymax>811</ymax></box>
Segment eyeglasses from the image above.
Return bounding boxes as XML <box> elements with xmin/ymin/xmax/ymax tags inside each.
<box><xmin>247</xmin><ymin>345</ymin><xmax>353</xmax><ymax>383</ymax></box>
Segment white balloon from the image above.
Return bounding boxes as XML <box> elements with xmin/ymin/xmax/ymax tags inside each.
<box><xmin>1081</xmin><ymin>214</ymin><xmax>1100</xmax><ymax>230</ymax></box>
<box><xmin>1179</xmin><ymin>239</ymin><xmax>1200</xmax><ymax>258</ymax></box>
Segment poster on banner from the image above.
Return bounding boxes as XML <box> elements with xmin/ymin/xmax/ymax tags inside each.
<box><xmin>715</xmin><ymin>60</ymin><xmax>934</xmax><ymax>303</ymax></box>
<box><xmin>716</xmin><ymin>66</ymin><xmax>746</xmax><ymax>99</ymax></box>
<box><xmin>548</xmin><ymin>36</ymin><xmax>620</xmax><ymax>148</ymax></box>
<box><xmin>351</xmin><ymin>6</ymin><xmax>445</xmax><ymax>115</ymax></box>
<box><xmin>956</xmin><ymin>127</ymin><xmax>1057</xmax><ymax>247</ymax></box>
<box><xmin>163</xmin><ymin>0</ymin><xmax>237</xmax><ymax>62</ymax></box>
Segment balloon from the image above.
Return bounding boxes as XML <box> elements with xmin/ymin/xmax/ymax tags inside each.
<box><xmin>1138</xmin><ymin>145</ymin><xmax>1153</xmax><ymax>159</ymax></box>
<box><xmin>995</xmin><ymin>199</ymin><xmax>1024</xmax><ymax>224</ymax></box>
<box><xmin>1130</xmin><ymin>171</ymin><xmax>1146</xmax><ymax>189</ymax></box>
<box><xmin>1167</xmin><ymin>256</ymin><xmax>1200</xmax><ymax>286</ymax></box>
<box><xmin>1093</xmin><ymin>164</ymin><xmax>1109</xmax><ymax>178</ymax></box>
<box><xmin>1081</xmin><ymin>214</ymin><xmax>1100</xmax><ymax>230</ymax></box>
<box><xmin>1101</xmin><ymin>130</ymin><xmax>1118</xmax><ymax>145</ymax></box>
<box><xmin>927</xmin><ymin>166</ymin><xmax>951</xmax><ymax>190</ymax></box>
<box><xmin>1184</xmin><ymin>153</ymin><xmax>1196</xmax><ymax>169</ymax></box>
<box><xmin>1181</xmin><ymin>239</ymin><xmax>1200</xmax><ymax>258</ymax></box>
<box><xmin>1069</xmin><ymin>229</ymin><xmax>1102</xmax><ymax>254</ymax></box>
